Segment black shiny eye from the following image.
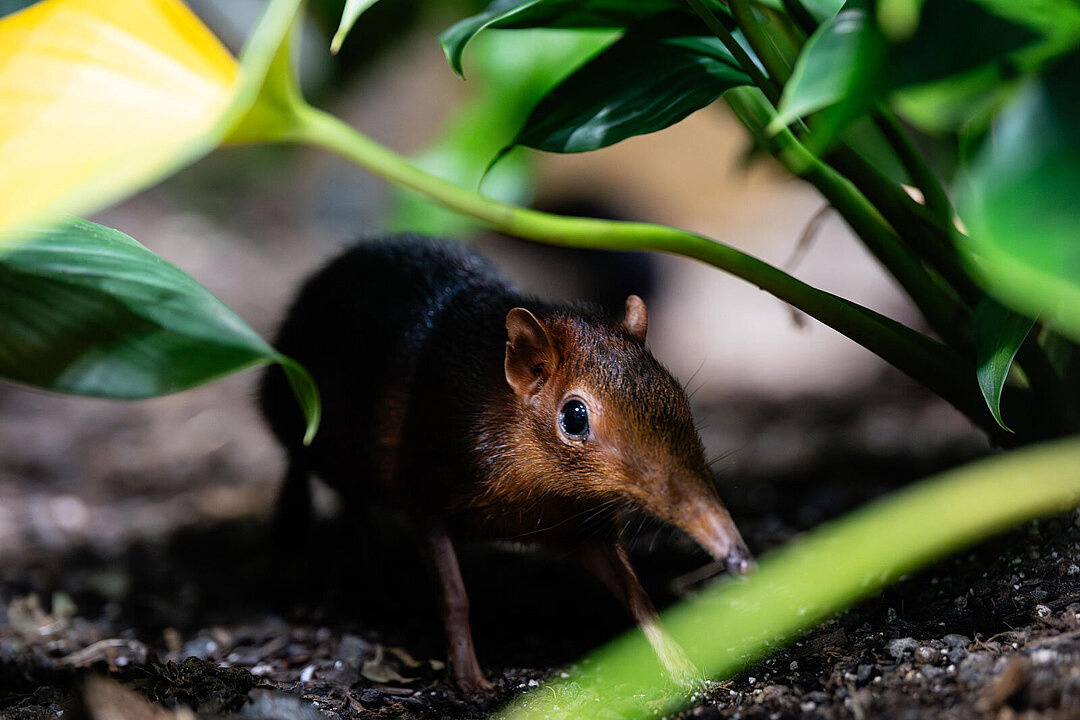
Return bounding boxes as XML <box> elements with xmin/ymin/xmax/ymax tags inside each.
<box><xmin>559</xmin><ymin>398</ymin><xmax>589</xmax><ymax>439</ymax></box>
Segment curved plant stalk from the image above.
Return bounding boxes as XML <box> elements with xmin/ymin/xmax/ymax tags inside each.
<box><xmin>678</xmin><ymin>4</ymin><xmax>973</xmax><ymax>353</ymax></box>
<box><xmin>782</xmin><ymin>0</ymin><xmax>821</xmax><ymax>35</ymax></box>
<box><xmin>225</xmin><ymin>30</ymin><xmax>989</xmax><ymax>429</ymax></box>
<box><xmin>827</xmin><ymin>144</ymin><xmax>982</xmax><ymax>310</ymax></box>
<box><xmin>725</xmin><ymin>88</ymin><xmax>973</xmax><ymax>352</ymax></box>
<box><xmin>684</xmin><ymin>0</ymin><xmax>780</xmax><ymax>104</ymax></box>
<box><xmin>496</xmin><ymin>435</ymin><xmax>1080</xmax><ymax>719</ymax></box>
<box><xmin>684</xmin><ymin>0</ymin><xmax>779</xmax><ymax>102</ymax></box>
<box><xmin>872</xmin><ymin>109</ymin><xmax>953</xmax><ymax>220</ymax></box>
<box><xmin>278</xmin><ymin>103</ymin><xmax>997</xmax><ymax>431</ymax></box>
<box><xmin>730</xmin><ymin>0</ymin><xmax>792</xmax><ymax>85</ymax></box>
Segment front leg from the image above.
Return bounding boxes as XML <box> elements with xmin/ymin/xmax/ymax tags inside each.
<box><xmin>427</xmin><ymin>527</ymin><xmax>492</xmax><ymax>692</ymax></box>
<box><xmin>578</xmin><ymin>541</ymin><xmax>700</xmax><ymax>686</ymax></box>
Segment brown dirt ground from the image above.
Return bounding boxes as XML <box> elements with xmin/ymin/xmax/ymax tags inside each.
<box><xmin>5</xmin><ymin>368</ymin><xmax>1080</xmax><ymax>720</ymax></box>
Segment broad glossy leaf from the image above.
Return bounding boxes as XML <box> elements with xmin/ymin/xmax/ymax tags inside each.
<box><xmin>769</xmin><ymin>8</ymin><xmax>870</xmax><ymax>133</ymax></box>
<box><xmin>971</xmin><ymin>0</ymin><xmax>1080</xmax><ymax>50</ymax></box>
<box><xmin>330</xmin><ymin>0</ymin><xmax>383</xmax><ymax>54</ymax></box>
<box><xmin>391</xmin><ymin>29</ymin><xmax>612</xmax><ymax>234</ymax></box>
<box><xmin>0</xmin><ymin>218</ymin><xmax>320</xmax><ymax>442</ymax></box>
<box><xmin>772</xmin><ymin>0</ymin><xmax>1040</xmax><ymax>143</ymax></box>
<box><xmin>974</xmin><ymin>298</ymin><xmax>1035</xmax><ymax>431</ymax></box>
<box><xmin>801</xmin><ymin>0</ymin><xmax>846</xmax><ymax>22</ymax></box>
<box><xmin>0</xmin><ymin>0</ymin><xmax>235</xmax><ymax>245</ymax></box>
<box><xmin>0</xmin><ymin>0</ymin><xmax>303</xmax><ymax>248</ymax></box>
<box><xmin>438</xmin><ymin>0</ymin><xmax>697</xmax><ymax>77</ymax></box>
<box><xmin>958</xmin><ymin>52</ymin><xmax>1080</xmax><ymax>343</ymax></box>
<box><xmin>509</xmin><ymin>18</ymin><xmax>751</xmax><ymax>153</ymax></box>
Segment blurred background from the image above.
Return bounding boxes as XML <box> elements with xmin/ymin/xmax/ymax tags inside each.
<box><xmin>0</xmin><ymin>0</ymin><xmax>985</xmax><ymax>574</ymax></box>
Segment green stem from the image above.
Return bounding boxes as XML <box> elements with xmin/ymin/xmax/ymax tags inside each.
<box><xmin>502</xmin><ymin>436</ymin><xmax>1080</xmax><ymax>718</ymax></box>
<box><xmin>684</xmin><ymin>0</ymin><xmax>780</xmax><ymax>104</ymax></box>
<box><xmin>285</xmin><ymin>102</ymin><xmax>990</xmax><ymax>430</ymax></box>
<box><xmin>730</xmin><ymin>0</ymin><xmax>791</xmax><ymax>86</ymax></box>
<box><xmin>781</xmin><ymin>0</ymin><xmax>819</xmax><ymax>35</ymax></box>
<box><xmin>827</xmin><ymin>145</ymin><xmax>983</xmax><ymax>312</ymax></box>
<box><xmin>872</xmin><ymin>109</ymin><xmax>953</xmax><ymax>221</ymax></box>
<box><xmin>727</xmin><ymin>88</ymin><xmax>972</xmax><ymax>353</ymax></box>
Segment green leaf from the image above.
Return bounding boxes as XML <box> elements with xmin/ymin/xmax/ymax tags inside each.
<box><xmin>391</xmin><ymin>29</ymin><xmax>613</xmax><ymax>234</ymax></box>
<box><xmin>500</xmin><ymin>436</ymin><xmax>1080</xmax><ymax>718</ymax></box>
<box><xmin>958</xmin><ymin>52</ymin><xmax>1080</xmax><ymax>344</ymax></box>
<box><xmin>974</xmin><ymin>298</ymin><xmax>1035</xmax><ymax>432</ymax></box>
<box><xmin>801</xmin><ymin>0</ymin><xmax>846</xmax><ymax>22</ymax></box>
<box><xmin>509</xmin><ymin>17</ymin><xmax>752</xmax><ymax>153</ymax></box>
<box><xmin>969</xmin><ymin>0</ymin><xmax>1080</xmax><ymax>51</ymax></box>
<box><xmin>0</xmin><ymin>218</ymin><xmax>320</xmax><ymax>443</ymax></box>
<box><xmin>330</xmin><ymin>0</ymin><xmax>383</xmax><ymax>54</ymax></box>
<box><xmin>769</xmin><ymin>7</ymin><xmax>871</xmax><ymax>134</ymax></box>
<box><xmin>438</xmin><ymin>0</ymin><xmax>695</xmax><ymax>77</ymax></box>
<box><xmin>772</xmin><ymin>0</ymin><xmax>1040</xmax><ymax>144</ymax></box>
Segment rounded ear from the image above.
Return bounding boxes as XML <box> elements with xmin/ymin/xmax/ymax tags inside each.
<box><xmin>505</xmin><ymin>308</ymin><xmax>558</xmax><ymax>400</ymax></box>
<box><xmin>622</xmin><ymin>294</ymin><xmax>648</xmax><ymax>341</ymax></box>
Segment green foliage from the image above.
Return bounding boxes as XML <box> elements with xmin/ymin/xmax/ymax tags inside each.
<box><xmin>0</xmin><ymin>218</ymin><xmax>320</xmax><ymax>443</ymax></box>
<box><xmin>958</xmin><ymin>52</ymin><xmax>1080</xmax><ymax>344</ymax></box>
<box><xmin>974</xmin><ymin>298</ymin><xmax>1035</xmax><ymax>431</ymax></box>
<box><xmin>5</xmin><ymin>0</ymin><xmax>1080</xmax><ymax>714</ymax></box>
<box><xmin>773</xmin><ymin>0</ymin><xmax>1040</xmax><ymax>146</ymax></box>
<box><xmin>505</xmin><ymin>16</ymin><xmax>751</xmax><ymax>153</ymax></box>
<box><xmin>390</xmin><ymin>29</ymin><xmax>614</xmax><ymax>234</ymax></box>
<box><xmin>432</xmin><ymin>0</ymin><xmax>1080</xmax><ymax>443</ymax></box>
<box><xmin>438</xmin><ymin>0</ymin><xmax>720</xmax><ymax>76</ymax></box>
<box><xmin>330</xmin><ymin>0</ymin><xmax>383</xmax><ymax>53</ymax></box>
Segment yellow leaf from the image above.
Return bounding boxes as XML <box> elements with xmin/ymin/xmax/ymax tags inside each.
<box><xmin>0</xmin><ymin>0</ymin><xmax>304</xmax><ymax>248</ymax></box>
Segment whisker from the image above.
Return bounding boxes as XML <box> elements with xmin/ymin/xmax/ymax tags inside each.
<box><xmin>706</xmin><ymin>448</ymin><xmax>739</xmax><ymax>469</ymax></box>
<box><xmin>507</xmin><ymin>498</ymin><xmax>619</xmax><ymax>540</ymax></box>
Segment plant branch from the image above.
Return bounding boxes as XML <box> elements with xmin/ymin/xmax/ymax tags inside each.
<box><xmin>781</xmin><ymin>0</ymin><xmax>819</xmax><ymax>35</ymax></box>
<box><xmin>285</xmin><ymin>102</ymin><xmax>992</xmax><ymax>431</ymax></box>
<box><xmin>827</xmin><ymin>145</ymin><xmax>983</xmax><ymax>312</ymax></box>
<box><xmin>872</xmin><ymin>109</ymin><xmax>953</xmax><ymax>220</ymax></box>
<box><xmin>729</xmin><ymin>0</ymin><xmax>791</xmax><ymax>86</ymax></box>
<box><xmin>684</xmin><ymin>0</ymin><xmax>780</xmax><ymax>104</ymax></box>
<box><xmin>726</xmin><ymin>88</ymin><xmax>973</xmax><ymax>353</ymax></box>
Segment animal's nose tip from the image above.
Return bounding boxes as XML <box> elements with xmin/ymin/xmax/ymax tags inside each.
<box><xmin>725</xmin><ymin>548</ymin><xmax>755</xmax><ymax>575</ymax></box>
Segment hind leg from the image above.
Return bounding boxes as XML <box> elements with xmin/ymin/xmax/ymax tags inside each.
<box><xmin>578</xmin><ymin>541</ymin><xmax>700</xmax><ymax>686</ymax></box>
<box><xmin>427</xmin><ymin>526</ymin><xmax>491</xmax><ymax>692</ymax></box>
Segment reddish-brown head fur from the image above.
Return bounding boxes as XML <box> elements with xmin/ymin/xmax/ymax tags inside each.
<box><xmin>471</xmin><ymin>296</ymin><xmax>752</xmax><ymax>575</ymax></box>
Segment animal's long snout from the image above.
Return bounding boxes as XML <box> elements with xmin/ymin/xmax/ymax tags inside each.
<box><xmin>684</xmin><ymin>497</ymin><xmax>755</xmax><ymax>576</ymax></box>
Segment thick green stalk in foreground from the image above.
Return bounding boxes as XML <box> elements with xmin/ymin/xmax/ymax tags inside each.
<box><xmin>285</xmin><ymin>104</ymin><xmax>989</xmax><ymax>428</ymax></box>
<box><xmin>498</xmin><ymin>436</ymin><xmax>1080</xmax><ymax>719</ymax></box>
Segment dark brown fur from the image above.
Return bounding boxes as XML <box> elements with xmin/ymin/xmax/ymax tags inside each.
<box><xmin>260</xmin><ymin>236</ymin><xmax>752</xmax><ymax>690</ymax></box>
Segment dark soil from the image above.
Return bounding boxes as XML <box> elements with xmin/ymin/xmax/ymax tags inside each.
<box><xmin>3</xmin><ymin>371</ymin><xmax>1079</xmax><ymax>720</ymax></box>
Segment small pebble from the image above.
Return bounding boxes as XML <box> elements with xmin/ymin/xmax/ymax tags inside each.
<box><xmin>921</xmin><ymin>666</ymin><xmax>944</xmax><ymax>680</ymax></box>
<box><xmin>915</xmin><ymin>646</ymin><xmax>940</xmax><ymax>665</ymax></box>
<box><xmin>942</xmin><ymin>634</ymin><xmax>970</xmax><ymax>649</ymax></box>
<box><xmin>945</xmin><ymin>648</ymin><xmax>967</xmax><ymax>664</ymax></box>
<box><xmin>1035</xmin><ymin>604</ymin><xmax>1052</xmax><ymax>618</ymax></box>
<box><xmin>300</xmin><ymin>665</ymin><xmax>315</xmax><ymax>683</ymax></box>
<box><xmin>359</xmin><ymin>689</ymin><xmax>382</xmax><ymax>709</ymax></box>
<box><xmin>886</xmin><ymin>637</ymin><xmax>918</xmax><ymax>660</ymax></box>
